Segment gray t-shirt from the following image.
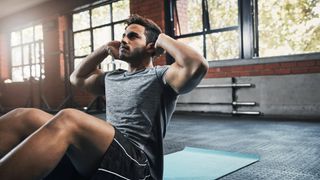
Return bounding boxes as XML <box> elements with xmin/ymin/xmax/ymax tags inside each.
<box><xmin>104</xmin><ymin>66</ymin><xmax>178</xmax><ymax>179</ymax></box>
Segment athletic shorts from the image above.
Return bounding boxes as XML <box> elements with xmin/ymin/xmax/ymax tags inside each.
<box><xmin>91</xmin><ymin>128</ymin><xmax>152</xmax><ymax>180</ymax></box>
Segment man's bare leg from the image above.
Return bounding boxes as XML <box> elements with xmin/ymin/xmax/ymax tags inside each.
<box><xmin>0</xmin><ymin>108</ymin><xmax>53</xmax><ymax>159</ymax></box>
<box><xmin>0</xmin><ymin>108</ymin><xmax>115</xmax><ymax>179</ymax></box>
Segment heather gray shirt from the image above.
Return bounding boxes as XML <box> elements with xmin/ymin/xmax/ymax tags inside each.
<box><xmin>103</xmin><ymin>66</ymin><xmax>178</xmax><ymax>179</ymax></box>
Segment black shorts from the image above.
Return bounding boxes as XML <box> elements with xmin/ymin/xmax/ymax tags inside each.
<box><xmin>91</xmin><ymin>128</ymin><xmax>151</xmax><ymax>180</ymax></box>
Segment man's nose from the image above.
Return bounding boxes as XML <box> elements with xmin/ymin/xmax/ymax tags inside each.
<box><xmin>121</xmin><ymin>36</ymin><xmax>128</xmax><ymax>45</ymax></box>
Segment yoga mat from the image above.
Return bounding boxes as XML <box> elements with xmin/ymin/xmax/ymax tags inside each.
<box><xmin>164</xmin><ymin>147</ymin><xmax>259</xmax><ymax>180</ymax></box>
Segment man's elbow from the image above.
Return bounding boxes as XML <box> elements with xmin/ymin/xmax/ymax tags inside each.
<box><xmin>179</xmin><ymin>60</ymin><xmax>208</xmax><ymax>94</ymax></box>
<box><xmin>194</xmin><ymin>56</ymin><xmax>208</xmax><ymax>77</ymax></box>
<box><xmin>69</xmin><ymin>73</ymin><xmax>82</xmax><ymax>87</ymax></box>
<box><xmin>200</xmin><ymin>55</ymin><xmax>209</xmax><ymax>70</ymax></box>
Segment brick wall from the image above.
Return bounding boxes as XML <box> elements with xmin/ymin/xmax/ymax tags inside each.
<box><xmin>206</xmin><ymin>60</ymin><xmax>320</xmax><ymax>78</ymax></box>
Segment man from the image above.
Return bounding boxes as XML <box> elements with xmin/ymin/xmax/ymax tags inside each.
<box><xmin>0</xmin><ymin>14</ymin><xmax>208</xmax><ymax>179</ymax></box>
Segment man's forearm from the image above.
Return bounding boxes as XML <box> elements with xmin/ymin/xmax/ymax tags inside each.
<box><xmin>156</xmin><ymin>33</ymin><xmax>207</xmax><ymax>69</ymax></box>
<box><xmin>155</xmin><ymin>33</ymin><xmax>208</xmax><ymax>94</ymax></box>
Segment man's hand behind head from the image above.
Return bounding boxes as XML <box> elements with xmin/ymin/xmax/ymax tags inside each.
<box><xmin>154</xmin><ymin>34</ymin><xmax>166</xmax><ymax>59</ymax></box>
<box><xmin>106</xmin><ymin>41</ymin><xmax>121</xmax><ymax>59</ymax></box>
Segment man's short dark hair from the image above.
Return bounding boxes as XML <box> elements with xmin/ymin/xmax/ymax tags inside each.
<box><xmin>125</xmin><ymin>14</ymin><xmax>162</xmax><ymax>45</ymax></box>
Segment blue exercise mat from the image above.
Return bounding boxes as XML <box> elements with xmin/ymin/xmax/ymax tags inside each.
<box><xmin>164</xmin><ymin>147</ymin><xmax>259</xmax><ymax>180</ymax></box>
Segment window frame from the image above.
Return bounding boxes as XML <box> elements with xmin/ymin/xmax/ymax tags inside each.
<box><xmin>9</xmin><ymin>25</ymin><xmax>44</xmax><ymax>82</ymax></box>
<box><xmin>166</xmin><ymin>0</ymin><xmax>320</xmax><ymax>67</ymax></box>
<box><xmin>71</xmin><ymin>0</ymin><xmax>129</xmax><ymax>72</ymax></box>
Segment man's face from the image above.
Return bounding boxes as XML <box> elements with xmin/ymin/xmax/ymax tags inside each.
<box><xmin>119</xmin><ymin>24</ymin><xmax>148</xmax><ymax>62</ymax></box>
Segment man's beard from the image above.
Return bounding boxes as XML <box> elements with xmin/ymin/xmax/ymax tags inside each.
<box><xmin>119</xmin><ymin>47</ymin><xmax>146</xmax><ymax>63</ymax></box>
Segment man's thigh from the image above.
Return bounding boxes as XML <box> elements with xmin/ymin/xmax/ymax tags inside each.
<box><xmin>58</xmin><ymin>109</ymin><xmax>115</xmax><ymax>177</ymax></box>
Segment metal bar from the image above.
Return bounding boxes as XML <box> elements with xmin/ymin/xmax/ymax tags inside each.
<box><xmin>232</xmin><ymin>111</ymin><xmax>261</xmax><ymax>115</ymax></box>
<box><xmin>197</xmin><ymin>83</ymin><xmax>253</xmax><ymax>88</ymax></box>
<box><xmin>232</xmin><ymin>102</ymin><xmax>256</xmax><ymax>106</ymax></box>
<box><xmin>178</xmin><ymin>102</ymin><xmax>232</xmax><ymax>105</ymax></box>
<box><xmin>177</xmin><ymin>101</ymin><xmax>256</xmax><ymax>106</ymax></box>
<box><xmin>231</xmin><ymin>77</ymin><xmax>237</xmax><ymax>113</ymax></box>
<box><xmin>175</xmin><ymin>110</ymin><xmax>261</xmax><ymax>116</ymax></box>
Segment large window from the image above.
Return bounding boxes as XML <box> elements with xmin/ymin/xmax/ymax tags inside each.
<box><xmin>169</xmin><ymin>0</ymin><xmax>320</xmax><ymax>61</ymax></box>
<box><xmin>10</xmin><ymin>25</ymin><xmax>44</xmax><ymax>82</ymax></box>
<box><xmin>172</xmin><ymin>0</ymin><xmax>239</xmax><ymax>61</ymax></box>
<box><xmin>72</xmin><ymin>0</ymin><xmax>129</xmax><ymax>71</ymax></box>
<box><xmin>258</xmin><ymin>0</ymin><xmax>320</xmax><ymax>57</ymax></box>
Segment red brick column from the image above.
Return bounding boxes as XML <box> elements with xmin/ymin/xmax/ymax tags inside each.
<box><xmin>0</xmin><ymin>32</ymin><xmax>10</xmax><ymax>80</ymax></box>
<box><xmin>42</xmin><ymin>18</ymin><xmax>65</xmax><ymax>108</ymax></box>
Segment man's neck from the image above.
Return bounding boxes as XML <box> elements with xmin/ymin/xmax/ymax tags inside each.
<box><xmin>127</xmin><ymin>57</ymin><xmax>154</xmax><ymax>72</ymax></box>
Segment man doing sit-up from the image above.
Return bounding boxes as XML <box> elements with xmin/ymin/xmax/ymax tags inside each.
<box><xmin>0</xmin><ymin>14</ymin><xmax>208</xmax><ymax>180</ymax></box>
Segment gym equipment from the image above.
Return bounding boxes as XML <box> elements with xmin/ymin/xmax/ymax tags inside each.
<box><xmin>177</xmin><ymin>77</ymin><xmax>261</xmax><ymax>115</ymax></box>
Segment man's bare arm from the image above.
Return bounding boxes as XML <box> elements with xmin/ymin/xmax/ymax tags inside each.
<box><xmin>70</xmin><ymin>41</ymin><xmax>120</xmax><ymax>95</ymax></box>
<box><xmin>155</xmin><ymin>33</ymin><xmax>208</xmax><ymax>94</ymax></box>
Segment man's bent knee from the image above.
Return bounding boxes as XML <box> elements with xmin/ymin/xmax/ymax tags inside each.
<box><xmin>5</xmin><ymin>108</ymin><xmax>36</xmax><ymax>119</ymax></box>
<box><xmin>1</xmin><ymin>108</ymin><xmax>50</xmax><ymax>132</ymax></box>
<box><xmin>43</xmin><ymin>109</ymin><xmax>81</xmax><ymax>136</ymax></box>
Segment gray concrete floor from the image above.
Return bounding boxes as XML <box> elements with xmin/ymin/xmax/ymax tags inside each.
<box><xmin>3</xmin><ymin>111</ymin><xmax>318</xmax><ymax>179</ymax></box>
<box><xmin>164</xmin><ymin>113</ymin><xmax>320</xmax><ymax>180</ymax></box>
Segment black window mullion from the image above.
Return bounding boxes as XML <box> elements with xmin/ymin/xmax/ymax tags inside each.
<box><xmin>89</xmin><ymin>9</ymin><xmax>94</xmax><ymax>52</ymax></box>
<box><xmin>110</xmin><ymin>3</ymin><xmax>116</xmax><ymax>70</ymax></box>
<box><xmin>39</xmin><ymin>41</ymin><xmax>44</xmax><ymax>78</ymax></box>
<box><xmin>33</xmin><ymin>41</ymin><xmax>37</xmax><ymax>73</ymax></box>
<box><xmin>30</xmin><ymin>26</ymin><xmax>36</xmax><ymax>78</ymax></box>
<box><xmin>252</xmin><ymin>0</ymin><xmax>259</xmax><ymax>57</ymax></box>
<box><xmin>28</xmin><ymin>44</ymin><xmax>32</xmax><ymax>78</ymax></box>
<box><xmin>238</xmin><ymin>0</ymin><xmax>244</xmax><ymax>59</ymax></box>
<box><xmin>203</xmin><ymin>0</ymin><xmax>210</xmax><ymax>31</ymax></box>
<box><xmin>20</xmin><ymin>33</ymin><xmax>25</xmax><ymax>79</ymax></box>
<box><xmin>202</xmin><ymin>0</ymin><xmax>207</xmax><ymax>58</ymax></box>
<box><xmin>164</xmin><ymin>0</ymin><xmax>175</xmax><ymax>64</ymax></box>
<box><xmin>240</xmin><ymin>0</ymin><xmax>255</xmax><ymax>59</ymax></box>
<box><xmin>110</xmin><ymin>3</ymin><xmax>115</xmax><ymax>41</ymax></box>
<box><xmin>174</xmin><ymin>0</ymin><xmax>181</xmax><ymax>36</ymax></box>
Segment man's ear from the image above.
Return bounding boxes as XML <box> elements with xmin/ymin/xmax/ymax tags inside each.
<box><xmin>146</xmin><ymin>42</ymin><xmax>156</xmax><ymax>55</ymax></box>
